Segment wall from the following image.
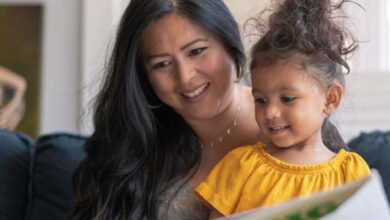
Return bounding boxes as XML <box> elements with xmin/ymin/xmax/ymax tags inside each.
<box><xmin>335</xmin><ymin>73</ymin><xmax>390</xmax><ymax>141</ymax></box>
<box><xmin>80</xmin><ymin>0</ymin><xmax>115</xmax><ymax>132</ymax></box>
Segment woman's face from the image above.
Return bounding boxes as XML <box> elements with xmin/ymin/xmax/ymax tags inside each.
<box><xmin>141</xmin><ymin>13</ymin><xmax>237</xmax><ymax>121</ymax></box>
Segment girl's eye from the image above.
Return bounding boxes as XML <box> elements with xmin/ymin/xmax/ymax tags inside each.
<box><xmin>189</xmin><ymin>47</ymin><xmax>207</xmax><ymax>56</ymax></box>
<box><xmin>152</xmin><ymin>61</ymin><xmax>171</xmax><ymax>69</ymax></box>
<box><xmin>281</xmin><ymin>96</ymin><xmax>296</xmax><ymax>103</ymax></box>
<box><xmin>255</xmin><ymin>97</ymin><xmax>267</xmax><ymax>104</ymax></box>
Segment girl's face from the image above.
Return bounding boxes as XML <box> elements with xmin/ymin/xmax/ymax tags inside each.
<box><xmin>251</xmin><ymin>62</ymin><xmax>328</xmax><ymax>149</ymax></box>
<box><xmin>142</xmin><ymin>13</ymin><xmax>237</xmax><ymax>122</ymax></box>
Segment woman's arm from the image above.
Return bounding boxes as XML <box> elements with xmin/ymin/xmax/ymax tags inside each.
<box><xmin>0</xmin><ymin>66</ymin><xmax>27</xmax><ymax>130</ymax></box>
<box><xmin>209</xmin><ymin>209</ymin><xmax>224</xmax><ymax>220</ymax></box>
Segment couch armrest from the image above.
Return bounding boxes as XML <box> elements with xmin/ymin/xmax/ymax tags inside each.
<box><xmin>0</xmin><ymin>129</ymin><xmax>34</xmax><ymax>220</ymax></box>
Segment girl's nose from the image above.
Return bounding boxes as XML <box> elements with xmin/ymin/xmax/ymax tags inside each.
<box><xmin>264</xmin><ymin>103</ymin><xmax>281</xmax><ymax>120</ymax></box>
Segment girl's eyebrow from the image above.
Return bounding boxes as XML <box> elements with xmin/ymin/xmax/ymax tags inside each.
<box><xmin>279</xmin><ymin>86</ymin><xmax>295</xmax><ymax>91</ymax></box>
<box><xmin>252</xmin><ymin>86</ymin><xmax>298</xmax><ymax>94</ymax></box>
<box><xmin>252</xmin><ymin>88</ymin><xmax>263</xmax><ymax>94</ymax></box>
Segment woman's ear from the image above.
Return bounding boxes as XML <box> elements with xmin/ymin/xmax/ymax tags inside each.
<box><xmin>324</xmin><ymin>82</ymin><xmax>344</xmax><ymax>115</ymax></box>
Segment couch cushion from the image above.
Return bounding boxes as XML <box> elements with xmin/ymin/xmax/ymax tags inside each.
<box><xmin>0</xmin><ymin>129</ymin><xmax>34</xmax><ymax>220</ymax></box>
<box><xmin>27</xmin><ymin>132</ymin><xmax>86</xmax><ymax>220</ymax></box>
<box><xmin>348</xmin><ymin>131</ymin><xmax>390</xmax><ymax>204</ymax></box>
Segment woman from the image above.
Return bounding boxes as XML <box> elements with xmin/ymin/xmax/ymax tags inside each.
<box><xmin>69</xmin><ymin>0</ymin><xmax>345</xmax><ymax>219</ymax></box>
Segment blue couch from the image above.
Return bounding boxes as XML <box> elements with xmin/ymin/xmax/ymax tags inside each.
<box><xmin>348</xmin><ymin>131</ymin><xmax>390</xmax><ymax>205</ymax></box>
<box><xmin>0</xmin><ymin>129</ymin><xmax>389</xmax><ymax>220</ymax></box>
<box><xmin>0</xmin><ymin>130</ymin><xmax>86</xmax><ymax>220</ymax></box>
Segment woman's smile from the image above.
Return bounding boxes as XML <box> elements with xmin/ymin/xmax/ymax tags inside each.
<box><xmin>181</xmin><ymin>82</ymin><xmax>210</xmax><ymax>103</ymax></box>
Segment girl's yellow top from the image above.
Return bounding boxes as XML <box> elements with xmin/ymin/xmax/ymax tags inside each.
<box><xmin>195</xmin><ymin>142</ymin><xmax>370</xmax><ymax>216</ymax></box>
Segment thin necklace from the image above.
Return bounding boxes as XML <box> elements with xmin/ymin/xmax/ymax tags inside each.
<box><xmin>201</xmin><ymin>92</ymin><xmax>241</xmax><ymax>148</ymax></box>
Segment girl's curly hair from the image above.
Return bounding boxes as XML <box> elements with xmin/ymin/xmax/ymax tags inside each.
<box><xmin>250</xmin><ymin>0</ymin><xmax>361</xmax><ymax>151</ymax></box>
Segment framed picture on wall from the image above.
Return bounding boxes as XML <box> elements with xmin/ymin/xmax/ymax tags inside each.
<box><xmin>0</xmin><ymin>0</ymin><xmax>82</xmax><ymax>136</ymax></box>
<box><xmin>0</xmin><ymin>4</ymin><xmax>42</xmax><ymax>138</ymax></box>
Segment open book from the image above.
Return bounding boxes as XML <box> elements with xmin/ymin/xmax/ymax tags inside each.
<box><xmin>220</xmin><ymin>170</ymin><xmax>390</xmax><ymax>220</ymax></box>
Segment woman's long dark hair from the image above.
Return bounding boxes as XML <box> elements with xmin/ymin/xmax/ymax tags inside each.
<box><xmin>68</xmin><ymin>0</ymin><xmax>245</xmax><ymax>219</ymax></box>
<box><xmin>250</xmin><ymin>0</ymin><xmax>358</xmax><ymax>151</ymax></box>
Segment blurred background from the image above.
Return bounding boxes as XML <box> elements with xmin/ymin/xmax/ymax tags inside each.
<box><xmin>0</xmin><ymin>0</ymin><xmax>389</xmax><ymax>141</ymax></box>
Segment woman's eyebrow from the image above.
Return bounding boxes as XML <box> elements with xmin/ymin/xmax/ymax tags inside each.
<box><xmin>146</xmin><ymin>38</ymin><xmax>208</xmax><ymax>62</ymax></box>
<box><xmin>146</xmin><ymin>53</ymin><xmax>170</xmax><ymax>62</ymax></box>
<box><xmin>180</xmin><ymin>38</ymin><xmax>208</xmax><ymax>51</ymax></box>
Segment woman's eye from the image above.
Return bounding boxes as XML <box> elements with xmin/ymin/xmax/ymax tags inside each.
<box><xmin>152</xmin><ymin>61</ymin><xmax>171</xmax><ymax>69</ymax></box>
<box><xmin>189</xmin><ymin>47</ymin><xmax>206</xmax><ymax>56</ymax></box>
<box><xmin>281</xmin><ymin>96</ymin><xmax>296</xmax><ymax>103</ymax></box>
<box><xmin>255</xmin><ymin>98</ymin><xmax>267</xmax><ymax>104</ymax></box>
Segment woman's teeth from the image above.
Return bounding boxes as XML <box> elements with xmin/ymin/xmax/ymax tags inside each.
<box><xmin>182</xmin><ymin>83</ymin><xmax>208</xmax><ymax>98</ymax></box>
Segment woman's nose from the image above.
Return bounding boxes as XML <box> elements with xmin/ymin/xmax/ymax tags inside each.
<box><xmin>175</xmin><ymin>61</ymin><xmax>195</xmax><ymax>84</ymax></box>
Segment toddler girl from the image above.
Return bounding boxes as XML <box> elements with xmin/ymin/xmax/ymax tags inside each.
<box><xmin>196</xmin><ymin>0</ymin><xmax>370</xmax><ymax>218</ymax></box>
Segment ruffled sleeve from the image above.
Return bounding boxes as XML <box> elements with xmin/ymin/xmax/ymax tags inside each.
<box><xmin>195</xmin><ymin>145</ymin><xmax>261</xmax><ymax>216</ymax></box>
<box><xmin>341</xmin><ymin>151</ymin><xmax>371</xmax><ymax>183</ymax></box>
